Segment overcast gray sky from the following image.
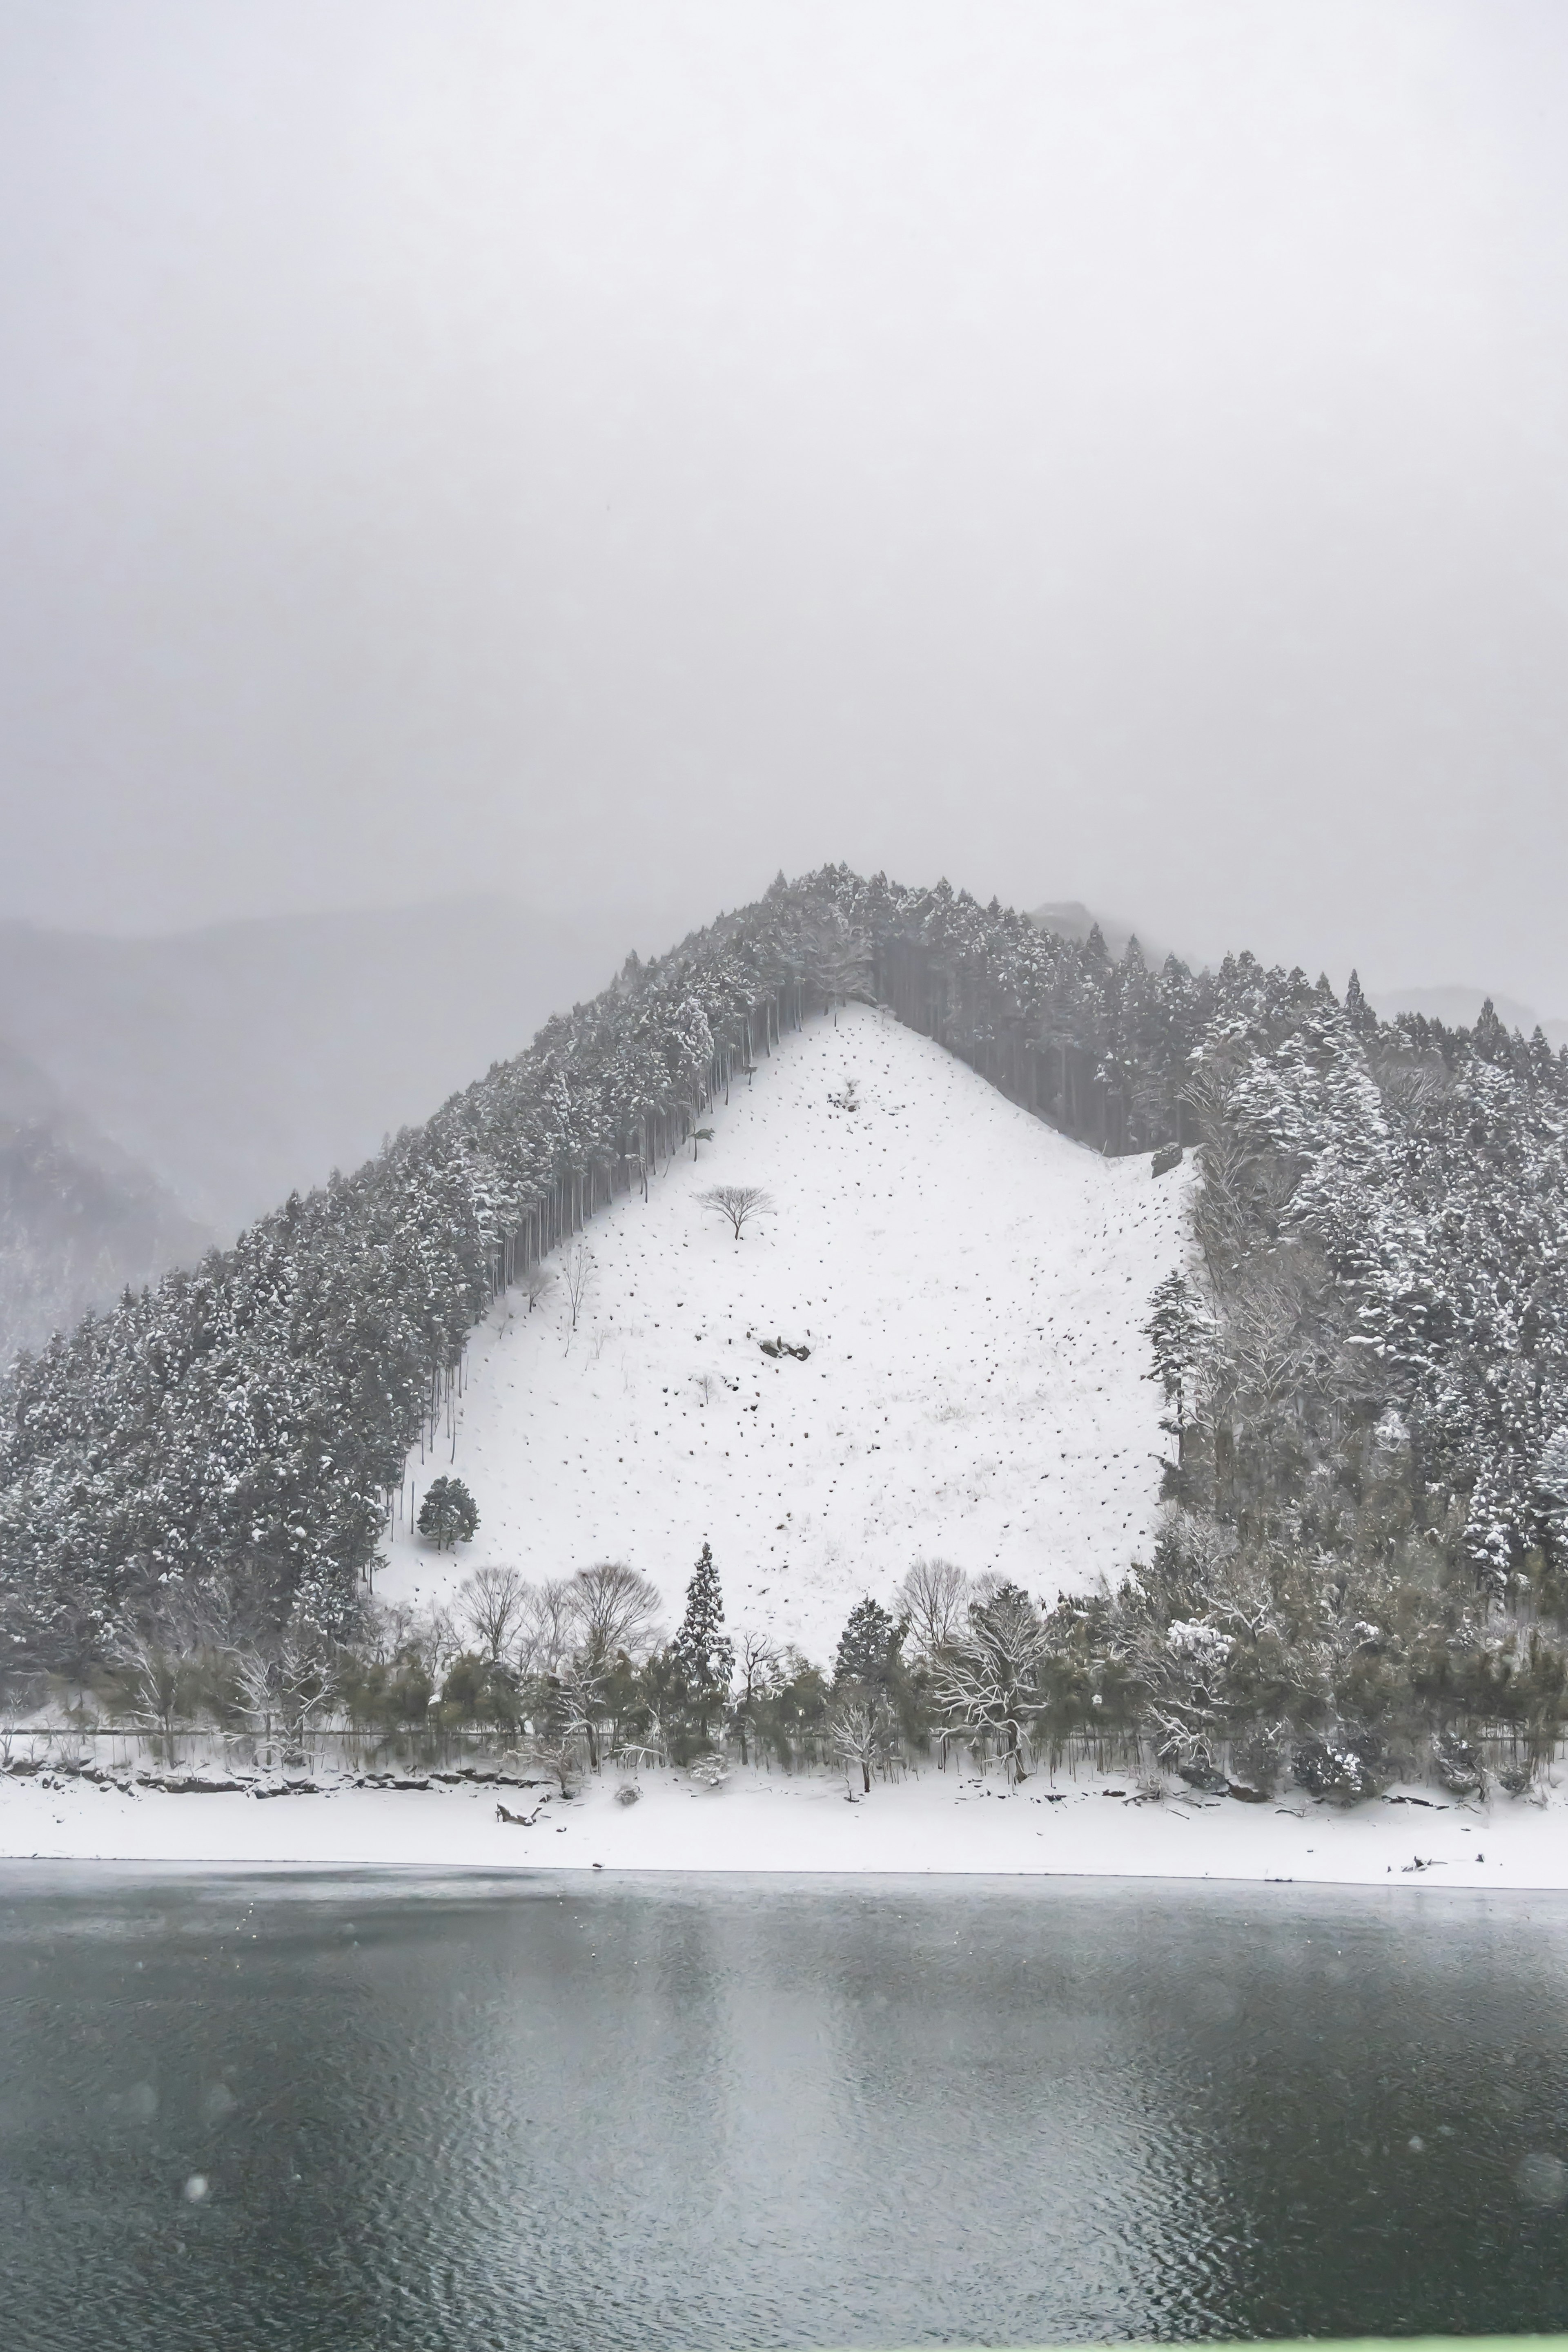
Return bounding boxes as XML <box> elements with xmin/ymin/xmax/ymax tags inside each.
<box><xmin>2</xmin><ymin>1</ymin><xmax>1566</xmax><ymax>1004</ymax></box>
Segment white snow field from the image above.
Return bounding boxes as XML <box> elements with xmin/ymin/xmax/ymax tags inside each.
<box><xmin>8</xmin><ymin>1763</ymin><xmax>1562</xmax><ymax>1890</ymax></box>
<box><xmin>379</xmin><ymin>1001</ymin><xmax>1193</xmax><ymax>1656</ymax></box>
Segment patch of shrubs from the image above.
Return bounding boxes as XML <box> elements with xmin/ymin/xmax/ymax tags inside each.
<box><xmin>1291</xmin><ymin>1733</ymin><xmax>1393</xmax><ymax>1806</ymax></box>
<box><xmin>1431</xmin><ymin>1730</ymin><xmax>1484</xmax><ymax>1797</ymax></box>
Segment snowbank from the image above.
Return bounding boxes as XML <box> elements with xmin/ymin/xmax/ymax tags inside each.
<box><xmin>5</xmin><ymin>1765</ymin><xmax>1563</xmax><ymax>1891</ymax></box>
<box><xmin>381</xmin><ymin>1002</ymin><xmax>1192</xmax><ymax>1656</ymax></box>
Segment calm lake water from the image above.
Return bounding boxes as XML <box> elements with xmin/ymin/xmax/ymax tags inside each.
<box><xmin>2</xmin><ymin>1868</ymin><xmax>1568</xmax><ymax>2350</ymax></box>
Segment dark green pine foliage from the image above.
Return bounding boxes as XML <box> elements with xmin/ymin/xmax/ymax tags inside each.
<box><xmin>1142</xmin><ymin>1271</ymin><xmax>1211</xmax><ymax>1467</ymax></box>
<box><xmin>1343</xmin><ymin>967</ymin><xmax>1378</xmax><ymax>1040</ymax></box>
<box><xmin>416</xmin><ymin>1475</ymin><xmax>478</xmax><ymax>1551</ymax></box>
<box><xmin>670</xmin><ymin>1540</ymin><xmax>735</xmax><ymax>1741</ymax></box>
<box><xmin>833</xmin><ymin>1597</ymin><xmax>904</xmax><ymax>1692</ymax></box>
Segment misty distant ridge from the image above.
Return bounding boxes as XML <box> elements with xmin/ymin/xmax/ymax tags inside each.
<box><xmin>0</xmin><ymin>1031</ymin><xmax>207</xmax><ymax>1361</ymax></box>
<box><xmin>0</xmin><ymin>895</ymin><xmax>641</xmax><ymax>1361</ymax></box>
<box><xmin>1369</xmin><ymin>984</ymin><xmax>1568</xmax><ymax>1052</ymax></box>
<box><xmin>1029</xmin><ymin>900</ymin><xmax>1175</xmax><ymax>967</ymax></box>
<box><xmin>0</xmin><ymin>895</ymin><xmax>637</xmax><ymax>1239</ymax></box>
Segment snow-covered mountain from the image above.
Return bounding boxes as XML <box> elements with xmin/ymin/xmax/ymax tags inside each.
<box><xmin>383</xmin><ymin>1002</ymin><xmax>1191</xmax><ymax>1657</ymax></box>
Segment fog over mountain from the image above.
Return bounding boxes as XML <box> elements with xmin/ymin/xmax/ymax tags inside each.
<box><xmin>0</xmin><ymin>1031</ymin><xmax>207</xmax><ymax>1361</ymax></box>
<box><xmin>1032</xmin><ymin>909</ymin><xmax>1568</xmax><ymax>1048</ymax></box>
<box><xmin>1029</xmin><ymin>902</ymin><xmax>1176</xmax><ymax>969</ymax></box>
<box><xmin>1369</xmin><ymin>985</ymin><xmax>1568</xmax><ymax>1051</ymax></box>
<box><xmin>0</xmin><ymin>898</ymin><xmax>646</xmax><ymax>1244</ymax></box>
<box><xmin>2</xmin><ymin>2</ymin><xmax>1566</xmax><ymax>1014</ymax></box>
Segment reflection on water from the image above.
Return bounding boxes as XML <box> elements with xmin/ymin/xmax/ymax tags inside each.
<box><xmin>2</xmin><ymin>1869</ymin><xmax>1568</xmax><ymax>2349</ymax></box>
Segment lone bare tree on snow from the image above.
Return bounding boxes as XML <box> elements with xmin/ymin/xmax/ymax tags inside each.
<box><xmin>701</xmin><ymin>1185</ymin><xmax>773</xmax><ymax>1241</ymax></box>
<box><xmin>563</xmin><ymin>1241</ymin><xmax>595</xmax><ymax>1334</ymax></box>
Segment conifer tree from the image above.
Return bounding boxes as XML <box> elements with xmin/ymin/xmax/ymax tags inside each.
<box><xmin>1143</xmin><ymin>1271</ymin><xmax>1212</xmax><ymax>1462</ymax></box>
<box><xmin>671</xmin><ymin>1539</ymin><xmax>734</xmax><ymax>1740</ymax></box>
<box><xmin>833</xmin><ymin>1596</ymin><xmax>904</xmax><ymax>1692</ymax></box>
<box><xmin>1344</xmin><ymin>968</ymin><xmax>1378</xmax><ymax>1040</ymax></box>
<box><xmin>417</xmin><ymin>1475</ymin><xmax>479</xmax><ymax>1551</ymax></box>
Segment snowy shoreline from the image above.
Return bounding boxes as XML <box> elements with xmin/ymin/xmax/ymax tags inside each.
<box><xmin>5</xmin><ymin>1763</ymin><xmax>1565</xmax><ymax>1891</ymax></box>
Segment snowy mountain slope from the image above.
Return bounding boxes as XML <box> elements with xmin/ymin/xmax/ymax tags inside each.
<box><xmin>381</xmin><ymin>1002</ymin><xmax>1194</xmax><ymax>1659</ymax></box>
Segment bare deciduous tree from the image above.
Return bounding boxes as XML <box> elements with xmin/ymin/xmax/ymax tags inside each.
<box><xmin>829</xmin><ymin>1697</ymin><xmax>891</xmax><ymax>1795</ymax></box>
<box><xmin>537</xmin><ymin>1732</ymin><xmax>582</xmax><ymax>1796</ymax></box>
<box><xmin>231</xmin><ymin>1629</ymin><xmax>336</xmax><ymax>1766</ymax></box>
<box><xmin>566</xmin><ymin>1562</ymin><xmax>663</xmax><ymax>1667</ymax></box>
<box><xmin>518</xmin><ymin>1577</ymin><xmax>578</xmax><ymax>1677</ymax></box>
<box><xmin>460</xmin><ymin>1564</ymin><xmax>532</xmax><ymax>1664</ymax></box>
<box><xmin>927</xmin><ymin>1583</ymin><xmax>1049</xmax><ymax>1784</ymax></box>
<box><xmin>562</xmin><ymin>1242</ymin><xmax>595</xmax><ymax>1334</ymax></box>
<box><xmin>363</xmin><ymin>1598</ymin><xmax>418</xmax><ymax>1662</ymax></box>
<box><xmin>615</xmin><ymin>1715</ymin><xmax>668</xmax><ymax>1774</ymax></box>
<box><xmin>558</xmin><ymin>1657</ymin><xmax>608</xmax><ymax>1771</ymax></box>
<box><xmin>700</xmin><ymin>1185</ymin><xmax>773</xmax><ymax>1241</ymax></box>
<box><xmin>523</xmin><ymin>1264</ymin><xmax>557</xmax><ymax>1315</ymax></box>
<box><xmin>111</xmin><ymin>1634</ymin><xmax>197</xmax><ymax>1765</ymax></box>
<box><xmin>732</xmin><ymin>1628</ymin><xmax>783</xmax><ymax>1765</ymax></box>
<box><xmin>894</xmin><ymin>1558</ymin><xmax>971</xmax><ymax>1659</ymax></box>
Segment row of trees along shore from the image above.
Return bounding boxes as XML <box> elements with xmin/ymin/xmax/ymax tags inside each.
<box><xmin>7</xmin><ymin>865</ymin><xmax>1568</xmax><ymax>1796</ymax></box>
<box><xmin>26</xmin><ymin>1546</ymin><xmax>1553</xmax><ymax>1809</ymax></box>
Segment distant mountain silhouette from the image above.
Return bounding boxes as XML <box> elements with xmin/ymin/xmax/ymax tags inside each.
<box><xmin>1370</xmin><ymin>984</ymin><xmax>1568</xmax><ymax>1050</ymax></box>
<box><xmin>1028</xmin><ymin>900</ymin><xmax>1174</xmax><ymax>966</ymax></box>
<box><xmin>0</xmin><ymin>897</ymin><xmax>635</xmax><ymax>1241</ymax></box>
<box><xmin>0</xmin><ymin>1033</ymin><xmax>209</xmax><ymax>1361</ymax></box>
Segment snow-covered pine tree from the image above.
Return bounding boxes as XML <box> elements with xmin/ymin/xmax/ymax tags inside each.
<box><xmin>833</xmin><ymin>1596</ymin><xmax>904</xmax><ymax>1692</ymax></box>
<box><xmin>1344</xmin><ymin>967</ymin><xmax>1377</xmax><ymax>1039</ymax></box>
<box><xmin>1537</xmin><ymin>1429</ymin><xmax>1568</xmax><ymax>1563</ymax></box>
<box><xmin>1143</xmin><ymin>1270</ymin><xmax>1212</xmax><ymax>1464</ymax></box>
<box><xmin>671</xmin><ymin>1540</ymin><xmax>735</xmax><ymax>1740</ymax></box>
<box><xmin>417</xmin><ymin>1475</ymin><xmax>478</xmax><ymax>1551</ymax></box>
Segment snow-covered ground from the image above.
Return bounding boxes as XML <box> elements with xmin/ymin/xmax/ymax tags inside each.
<box><xmin>4</xmin><ymin>1764</ymin><xmax>1563</xmax><ymax>1890</ymax></box>
<box><xmin>382</xmin><ymin>1002</ymin><xmax>1193</xmax><ymax>1657</ymax></box>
